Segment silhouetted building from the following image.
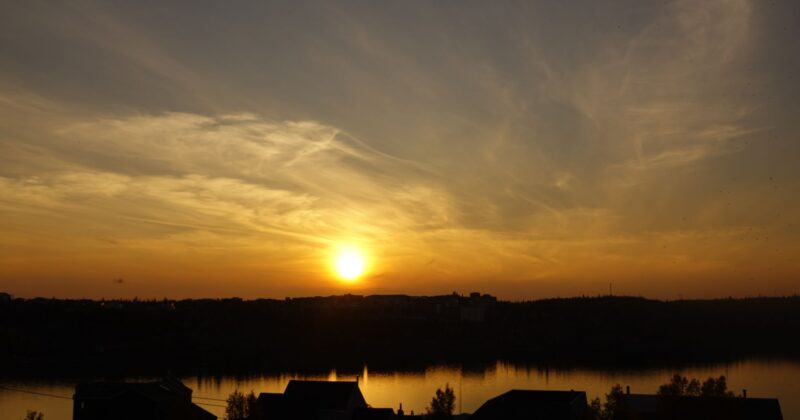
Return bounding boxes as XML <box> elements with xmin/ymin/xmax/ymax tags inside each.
<box><xmin>622</xmin><ymin>394</ymin><xmax>782</xmax><ymax>420</ymax></box>
<box><xmin>259</xmin><ymin>380</ymin><xmax>395</xmax><ymax>420</ymax></box>
<box><xmin>470</xmin><ymin>389</ymin><xmax>588</xmax><ymax>420</ymax></box>
<box><xmin>353</xmin><ymin>407</ymin><xmax>396</xmax><ymax>420</ymax></box>
<box><xmin>0</xmin><ymin>292</ymin><xmax>10</xmax><ymax>303</ymax></box>
<box><xmin>73</xmin><ymin>378</ymin><xmax>215</xmax><ymax>420</ymax></box>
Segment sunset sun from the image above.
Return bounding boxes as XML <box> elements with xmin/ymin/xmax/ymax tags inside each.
<box><xmin>3</xmin><ymin>1</ymin><xmax>800</xmax><ymax>418</ymax></box>
<box><xmin>333</xmin><ymin>247</ymin><xmax>366</xmax><ymax>281</ymax></box>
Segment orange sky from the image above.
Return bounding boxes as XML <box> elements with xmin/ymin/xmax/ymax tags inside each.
<box><xmin>0</xmin><ymin>1</ymin><xmax>798</xmax><ymax>299</ymax></box>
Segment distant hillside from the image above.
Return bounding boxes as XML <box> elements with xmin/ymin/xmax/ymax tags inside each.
<box><xmin>1</xmin><ymin>294</ymin><xmax>799</xmax><ymax>378</ymax></box>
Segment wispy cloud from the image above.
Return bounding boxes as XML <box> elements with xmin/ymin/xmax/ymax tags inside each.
<box><xmin>0</xmin><ymin>0</ymin><xmax>797</xmax><ymax>298</ymax></box>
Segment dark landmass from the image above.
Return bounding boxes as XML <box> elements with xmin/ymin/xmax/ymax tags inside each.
<box><xmin>1</xmin><ymin>293</ymin><xmax>799</xmax><ymax>379</ymax></box>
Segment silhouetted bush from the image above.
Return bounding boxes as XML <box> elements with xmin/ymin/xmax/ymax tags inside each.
<box><xmin>658</xmin><ymin>374</ymin><xmax>735</xmax><ymax>397</ymax></box>
<box><xmin>587</xmin><ymin>384</ymin><xmax>628</xmax><ymax>420</ymax></box>
<box><xmin>426</xmin><ymin>384</ymin><xmax>455</xmax><ymax>419</ymax></box>
<box><xmin>225</xmin><ymin>390</ymin><xmax>260</xmax><ymax>420</ymax></box>
<box><xmin>23</xmin><ymin>410</ymin><xmax>44</xmax><ymax>420</ymax></box>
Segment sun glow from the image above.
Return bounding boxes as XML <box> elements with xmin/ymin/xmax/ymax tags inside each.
<box><xmin>334</xmin><ymin>247</ymin><xmax>366</xmax><ymax>281</ymax></box>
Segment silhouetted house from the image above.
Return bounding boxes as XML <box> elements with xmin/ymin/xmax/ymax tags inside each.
<box><xmin>470</xmin><ymin>390</ymin><xmax>588</xmax><ymax>420</ymax></box>
<box><xmin>258</xmin><ymin>392</ymin><xmax>286</xmax><ymax>418</ymax></box>
<box><xmin>0</xmin><ymin>292</ymin><xmax>10</xmax><ymax>303</ymax></box>
<box><xmin>73</xmin><ymin>378</ymin><xmax>215</xmax><ymax>420</ymax></box>
<box><xmin>353</xmin><ymin>407</ymin><xmax>396</xmax><ymax>420</ymax></box>
<box><xmin>621</xmin><ymin>394</ymin><xmax>782</xmax><ymax>420</ymax></box>
<box><xmin>259</xmin><ymin>380</ymin><xmax>392</xmax><ymax>420</ymax></box>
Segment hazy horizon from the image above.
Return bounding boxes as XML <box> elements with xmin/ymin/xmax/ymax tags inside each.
<box><xmin>4</xmin><ymin>290</ymin><xmax>800</xmax><ymax>301</ymax></box>
<box><xmin>1</xmin><ymin>1</ymin><xmax>798</xmax><ymax>300</ymax></box>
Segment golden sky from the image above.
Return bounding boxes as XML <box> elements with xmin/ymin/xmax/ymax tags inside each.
<box><xmin>0</xmin><ymin>0</ymin><xmax>798</xmax><ymax>299</ymax></box>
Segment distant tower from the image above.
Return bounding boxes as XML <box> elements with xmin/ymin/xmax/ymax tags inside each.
<box><xmin>397</xmin><ymin>403</ymin><xmax>404</xmax><ymax>417</ymax></box>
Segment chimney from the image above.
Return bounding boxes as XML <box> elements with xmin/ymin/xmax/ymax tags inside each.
<box><xmin>743</xmin><ymin>389</ymin><xmax>747</xmax><ymax>399</ymax></box>
<box><xmin>626</xmin><ymin>386</ymin><xmax>630</xmax><ymax>395</ymax></box>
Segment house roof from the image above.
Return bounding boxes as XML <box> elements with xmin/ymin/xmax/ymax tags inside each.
<box><xmin>353</xmin><ymin>407</ymin><xmax>395</xmax><ymax>420</ymax></box>
<box><xmin>623</xmin><ymin>394</ymin><xmax>783</xmax><ymax>420</ymax></box>
<box><xmin>470</xmin><ymin>390</ymin><xmax>587</xmax><ymax>420</ymax></box>
<box><xmin>74</xmin><ymin>379</ymin><xmax>215</xmax><ymax>420</ymax></box>
<box><xmin>282</xmin><ymin>380</ymin><xmax>365</xmax><ymax>411</ymax></box>
<box><xmin>189</xmin><ymin>402</ymin><xmax>218</xmax><ymax>420</ymax></box>
<box><xmin>257</xmin><ymin>392</ymin><xmax>284</xmax><ymax>405</ymax></box>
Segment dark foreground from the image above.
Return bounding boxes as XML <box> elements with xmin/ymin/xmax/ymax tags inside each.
<box><xmin>1</xmin><ymin>294</ymin><xmax>799</xmax><ymax>377</ymax></box>
<box><xmin>70</xmin><ymin>376</ymin><xmax>785</xmax><ymax>420</ymax></box>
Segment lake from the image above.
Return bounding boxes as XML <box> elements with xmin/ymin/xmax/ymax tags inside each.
<box><xmin>2</xmin><ymin>359</ymin><xmax>798</xmax><ymax>419</ymax></box>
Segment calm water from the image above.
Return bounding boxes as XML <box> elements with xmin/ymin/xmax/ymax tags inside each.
<box><xmin>2</xmin><ymin>360</ymin><xmax>799</xmax><ymax>419</ymax></box>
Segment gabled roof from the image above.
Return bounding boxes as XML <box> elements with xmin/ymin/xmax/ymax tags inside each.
<box><xmin>257</xmin><ymin>392</ymin><xmax>284</xmax><ymax>405</ymax></box>
<box><xmin>189</xmin><ymin>403</ymin><xmax>218</xmax><ymax>420</ymax></box>
<box><xmin>623</xmin><ymin>394</ymin><xmax>783</xmax><ymax>420</ymax></box>
<box><xmin>161</xmin><ymin>376</ymin><xmax>193</xmax><ymax>394</ymax></box>
<box><xmin>73</xmin><ymin>379</ymin><xmax>215</xmax><ymax>420</ymax></box>
<box><xmin>283</xmin><ymin>380</ymin><xmax>366</xmax><ymax>411</ymax></box>
<box><xmin>470</xmin><ymin>390</ymin><xmax>587</xmax><ymax>420</ymax></box>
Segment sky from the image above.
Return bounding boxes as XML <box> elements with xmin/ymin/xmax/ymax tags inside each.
<box><xmin>0</xmin><ymin>0</ymin><xmax>798</xmax><ymax>300</ymax></box>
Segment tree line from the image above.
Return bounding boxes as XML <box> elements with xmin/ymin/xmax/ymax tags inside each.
<box><xmin>1</xmin><ymin>295</ymin><xmax>799</xmax><ymax>377</ymax></box>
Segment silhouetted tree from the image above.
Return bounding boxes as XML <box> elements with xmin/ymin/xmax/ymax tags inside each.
<box><xmin>602</xmin><ymin>384</ymin><xmax>628</xmax><ymax>420</ymax></box>
<box><xmin>225</xmin><ymin>390</ymin><xmax>260</xmax><ymax>420</ymax></box>
<box><xmin>658</xmin><ymin>374</ymin><xmax>701</xmax><ymax>396</ymax></box>
<box><xmin>426</xmin><ymin>384</ymin><xmax>455</xmax><ymax>419</ymax></box>
<box><xmin>23</xmin><ymin>411</ymin><xmax>43</xmax><ymax>420</ymax></box>
<box><xmin>587</xmin><ymin>397</ymin><xmax>603</xmax><ymax>420</ymax></box>
<box><xmin>700</xmin><ymin>375</ymin><xmax>735</xmax><ymax>397</ymax></box>
<box><xmin>587</xmin><ymin>384</ymin><xmax>629</xmax><ymax>420</ymax></box>
<box><xmin>657</xmin><ymin>374</ymin><xmax>735</xmax><ymax>398</ymax></box>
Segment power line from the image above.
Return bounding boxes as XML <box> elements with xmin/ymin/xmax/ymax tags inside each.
<box><xmin>0</xmin><ymin>386</ymin><xmax>72</xmax><ymax>400</ymax></box>
<box><xmin>193</xmin><ymin>395</ymin><xmax>228</xmax><ymax>402</ymax></box>
<box><xmin>0</xmin><ymin>385</ymin><xmax>227</xmax><ymax>408</ymax></box>
<box><xmin>194</xmin><ymin>401</ymin><xmax>227</xmax><ymax>408</ymax></box>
